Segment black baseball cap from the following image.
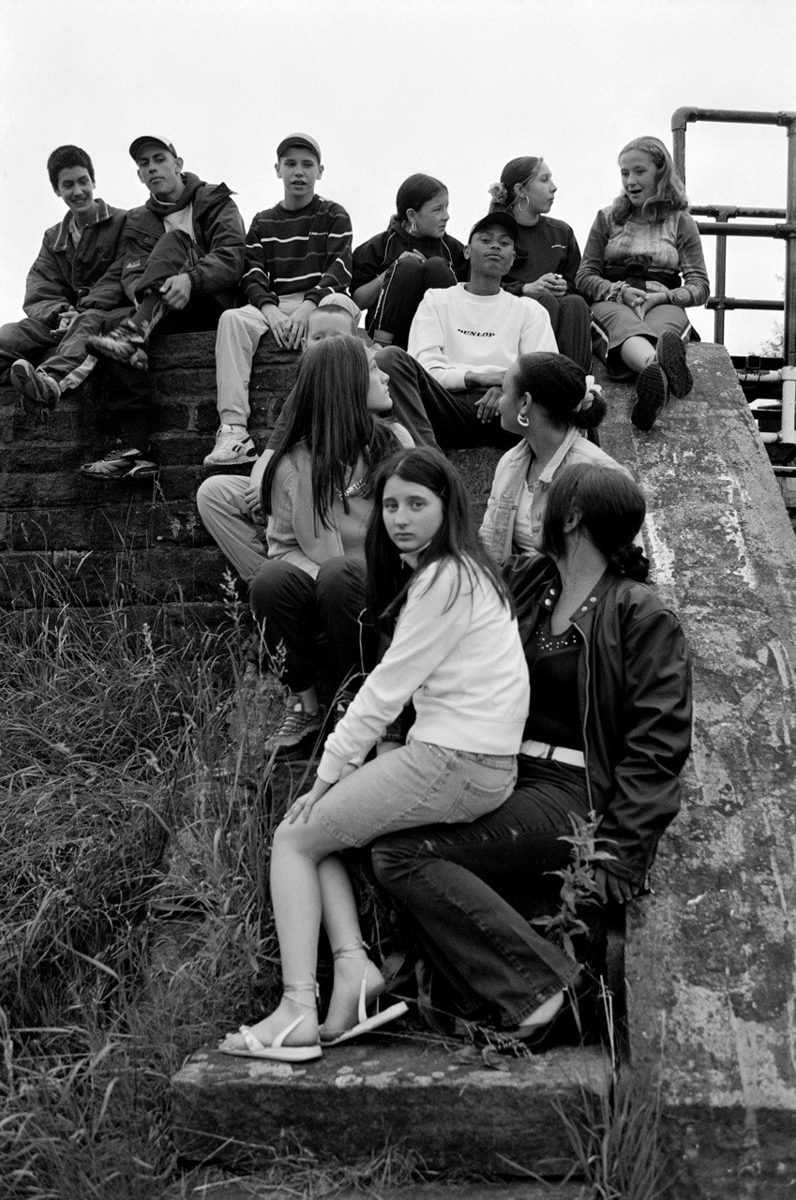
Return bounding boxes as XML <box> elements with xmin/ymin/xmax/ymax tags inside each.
<box><xmin>468</xmin><ymin>211</ymin><xmax>519</xmax><ymax>243</ymax></box>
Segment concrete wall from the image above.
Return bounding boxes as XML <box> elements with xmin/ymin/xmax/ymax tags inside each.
<box><xmin>597</xmin><ymin>344</ymin><xmax>796</xmax><ymax>1198</ymax></box>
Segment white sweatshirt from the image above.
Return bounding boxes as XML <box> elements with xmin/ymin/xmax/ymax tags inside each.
<box><xmin>407</xmin><ymin>284</ymin><xmax>558</xmax><ymax>390</ymax></box>
<box><xmin>317</xmin><ymin>557</ymin><xmax>530</xmax><ymax>784</ymax></box>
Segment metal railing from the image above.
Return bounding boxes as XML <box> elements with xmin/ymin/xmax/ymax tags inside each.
<box><xmin>672</xmin><ymin>107</ymin><xmax>796</xmax><ymax>445</ymax></box>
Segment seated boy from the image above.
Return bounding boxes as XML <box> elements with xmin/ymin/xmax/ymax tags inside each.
<box><xmin>197</xmin><ymin>297</ymin><xmax>362</xmax><ymax>581</ymax></box>
<box><xmin>87</xmin><ymin>135</ymin><xmax>245</xmax><ymax>372</ymax></box>
<box><xmin>1</xmin><ymin>145</ymin><xmax>129</xmax><ymax>421</ymax></box>
<box><xmin>204</xmin><ymin>133</ymin><xmax>353</xmax><ymax>466</ymax></box>
<box><xmin>396</xmin><ymin>211</ymin><xmax>558</xmax><ymax>447</ymax></box>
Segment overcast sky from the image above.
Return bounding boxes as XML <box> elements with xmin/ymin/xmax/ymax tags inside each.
<box><xmin>1</xmin><ymin>0</ymin><xmax>793</xmax><ymax>354</ymax></box>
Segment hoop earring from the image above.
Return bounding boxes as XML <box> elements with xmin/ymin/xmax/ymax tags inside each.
<box><xmin>408</xmin><ymin>217</ymin><xmax>418</xmax><ymax>235</ymax></box>
<box><xmin>516</xmin><ymin>194</ymin><xmax>530</xmax><ymax>213</ymax></box>
<box><xmin>517</xmin><ymin>412</ymin><xmax>530</xmax><ymax>428</ymax></box>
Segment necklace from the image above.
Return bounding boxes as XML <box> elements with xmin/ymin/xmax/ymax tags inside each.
<box><xmin>335</xmin><ymin>474</ymin><xmax>369</xmax><ymax>502</ymax></box>
<box><xmin>533</xmin><ymin>612</ymin><xmax>579</xmax><ymax>652</ymax></box>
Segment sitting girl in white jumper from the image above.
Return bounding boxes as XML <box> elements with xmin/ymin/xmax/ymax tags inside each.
<box><xmin>219</xmin><ymin>446</ymin><xmax>529</xmax><ymax>1062</ymax></box>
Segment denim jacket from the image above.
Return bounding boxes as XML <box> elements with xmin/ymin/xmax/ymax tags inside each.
<box><xmin>479</xmin><ymin>429</ymin><xmax>631</xmax><ymax>564</ymax></box>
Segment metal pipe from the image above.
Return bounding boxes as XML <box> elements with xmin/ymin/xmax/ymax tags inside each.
<box><xmin>744</xmin><ymin>375</ymin><xmax>786</xmax><ymax>387</ymax></box>
<box><xmin>672</xmin><ymin>107</ymin><xmax>796</xmax><ymax>129</ymax></box>
<box><xmin>784</xmin><ymin>120</ymin><xmax>796</xmax><ymax>364</ymax></box>
<box><xmin>696</xmin><ymin>222</ymin><xmax>794</xmax><ymax>237</ymax></box>
<box><xmin>706</xmin><ymin>298</ymin><xmax>783</xmax><ymax>312</ymax></box>
<box><xmin>780</xmin><ymin>368</ymin><xmax>796</xmax><ymax>443</ymax></box>
<box><xmin>691</xmin><ymin>206</ymin><xmax>786</xmax><ymax>219</ymax></box>
<box><xmin>713</xmin><ymin>230</ymin><xmax>727</xmax><ymax>342</ymax></box>
<box><xmin>671</xmin><ymin>107</ymin><xmax>796</xmax><ymax>363</ymax></box>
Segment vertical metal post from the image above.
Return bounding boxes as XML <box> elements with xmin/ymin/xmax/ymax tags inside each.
<box><xmin>714</xmin><ymin>218</ymin><xmax>727</xmax><ymax>346</ymax></box>
<box><xmin>672</xmin><ymin>122</ymin><xmax>687</xmax><ymax>185</ymax></box>
<box><xmin>784</xmin><ymin>116</ymin><xmax>796</xmax><ymax>366</ymax></box>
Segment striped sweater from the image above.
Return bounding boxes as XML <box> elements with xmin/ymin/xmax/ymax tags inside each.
<box><xmin>241</xmin><ymin>194</ymin><xmax>352</xmax><ymax>309</ymax></box>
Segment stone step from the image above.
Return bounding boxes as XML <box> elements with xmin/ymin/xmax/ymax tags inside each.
<box><xmin>172</xmin><ymin>1034</ymin><xmax>609</xmax><ymax>1176</ymax></box>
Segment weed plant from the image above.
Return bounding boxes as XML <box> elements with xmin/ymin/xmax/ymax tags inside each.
<box><xmin>552</xmin><ymin>987</ymin><xmax>671</xmax><ymax>1200</ymax></box>
<box><xmin>0</xmin><ymin>565</ymin><xmax>298</xmax><ymax>1198</ymax></box>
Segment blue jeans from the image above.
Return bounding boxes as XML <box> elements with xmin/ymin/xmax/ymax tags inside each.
<box><xmin>371</xmin><ymin>755</ymin><xmax>589</xmax><ymax>1028</ymax></box>
<box><xmin>313</xmin><ymin>739</ymin><xmax>517</xmax><ymax>848</ymax></box>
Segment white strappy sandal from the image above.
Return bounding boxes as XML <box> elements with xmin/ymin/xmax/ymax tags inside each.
<box><xmin>218</xmin><ymin>981</ymin><xmax>322</xmax><ymax>1062</ymax></box>
<box><xmin>320</xmin><ymin>944</ymin><xmax>409</xmax><ymax>1047</ymax></box>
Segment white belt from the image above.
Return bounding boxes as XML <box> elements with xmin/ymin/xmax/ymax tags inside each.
<box><xmin>521</xmin><ymin>739</ymin><xmax>585</xmax><ymax>769</ymax></box>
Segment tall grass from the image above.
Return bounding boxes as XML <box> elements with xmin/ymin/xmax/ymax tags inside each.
<box><xmin>551</xmin><ymin>987</ymin><xmax>672</xmax><ymax>1200</ymax></box>
<box><xmin>0</xmin><ymin>568</ymin><xmax>291</xmax><ymax>1197</ymax></box>
<box><xmin>0</xmin><ymin>567</ymin><xmax>672</xmax><ymax>1198</ymax></box>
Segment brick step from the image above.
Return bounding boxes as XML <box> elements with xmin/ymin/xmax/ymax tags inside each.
<box><xmin>172</xmin><ymin>1034</ymin><xmax>608</xmax><ymax>1176</ymax></box>
<box><xmin>0</xmin><ymin>334</ymin><xmax>503</xmax><ymax>610</ymax></box>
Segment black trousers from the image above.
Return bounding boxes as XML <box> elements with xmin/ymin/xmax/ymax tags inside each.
<box><xmin>248</xmin><ymin>556</ymin><xmax>376</xmax><ymax>696</ymax></box>
<box><xmin>376</xmin><ymin>346</ymin><xmax>517</xmax><ymax>450</ymax></box>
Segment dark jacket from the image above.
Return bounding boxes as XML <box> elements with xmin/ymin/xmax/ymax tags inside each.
<box><xmin>506</xmin><ymin>555</ymin><xmax>692</xmax><ymax>888</ymax></box>
<box><xmin>120</xmin><ymin>173</ymin><xmax>245</xmax><ymax>306</ymax></box>
<box><xmin>352</xmin><ymin>217</ymin><xmax>467</xmax><ymax>295</ymax></box>
<box><xmin>23</xmin><ymin>199</ymin><xmax>128</xmax><ymax>324</ymax></box>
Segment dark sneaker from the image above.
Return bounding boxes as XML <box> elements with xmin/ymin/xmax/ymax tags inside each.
<box><xmin>80</xmin><ymin>447</ymin><xmax>158</xmax><ymax>480</ymax></box>
<box><xmin>631</xmin><ymin>362</ymin><xmax>668</xmax><ymax>432</ymax></box>
<box><xmin>264</xmin><ymin>701</ymin><xmax>325</xmax><ymax>752</ymax></box>
<box><xmin>656</xmin><ymin>331</ymin><xmax>693</xmax><ymax>398</ymax></box>
<box><xmin>87</xmin><ymin>322</ymin><xmax>149</xmax><ymax>371</ymax></box>
<box><xmin>10</xmin><ymin>359</ymin><xmax>60</xmax><ymax>421</ymax></box>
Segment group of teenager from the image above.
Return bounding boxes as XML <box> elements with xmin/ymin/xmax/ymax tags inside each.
<box><xmin>1</xmin><ymin>131</ymin><xmax>697</xmax><ymax>1060</ymax></box>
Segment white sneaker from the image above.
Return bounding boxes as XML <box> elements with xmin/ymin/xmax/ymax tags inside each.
<box><xmin>203</xmin><ymin>424</ymin><xmax>257</xmax><ymax>466</ymax></box>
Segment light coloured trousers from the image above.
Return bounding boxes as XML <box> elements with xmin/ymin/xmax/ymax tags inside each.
<box><xmin>214</xmin><ymin>296</ymin><xmax>303</xmax><ymax>426</ymax></box>
<box><xmin>196</xmin><ymin>473</ymin><xmax>267</xmax><ymax>583</ymax></box>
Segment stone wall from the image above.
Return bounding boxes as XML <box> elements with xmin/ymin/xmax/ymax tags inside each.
<box><xmin>0</xmin><ymin>333</ymin><xmax>500</xmax><ymax>619</ymax></box>
<box><xmin>0</xmin><ymin>334</ymin><xmax>297</xmax><ymax>616</ymax></box>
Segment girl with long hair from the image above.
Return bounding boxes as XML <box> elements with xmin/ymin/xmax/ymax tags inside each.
<box><xmin>220</xmin><ymin>447</ymin><xmax>529</xmax><ymax>1061</ymax></box>
<box><xmin>352</xmin><ymin>174</ymin><xmax>467</xmax><ymax>349</ymax></box>
<box><xmin>489</xmin><ymin>156</ymin><xmax>591</xmax><ymax>372</ymax></box>
<box><xmin>480</xmin><ymin>351</ymin><xmax>632</xmax><ymax>562</ymax></box>
<box><xmin>576</xmin><ymin>136</ymin><xmax>709</xmax><ymax>431</ymax></box>
<box><xmin>251</xmin><ymin>333</ymin><xmax>412</xmax><ymax>751</ymax></box>
<box><xmin>373</xmin><ymin>463</ymin><xmax>692</xmax><ymax>1039</ymax></box>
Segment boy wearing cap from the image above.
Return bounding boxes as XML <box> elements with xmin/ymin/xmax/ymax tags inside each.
<box><xmin>87</xmin><ymin>136</ymin><xmax>245</xmax><ymax>376</ymax></box>
<box><xmin>405</xmin><ymin>212</ymin><xmax>556</xmax><ymax>440</ymax></box>
<box><xmin>1</xmin><ymin>144</ymin><xmax>130</xmax><ymax>421</ymax></box>
<box><xmin>369</xmin><ymin>213</ymin><xmax>557</xmax><ymax>450</ymax></box>
<box><xmin>204</xmin><ymin>133</ymin><xmax>352</xmax><ymax>466</ymax></box>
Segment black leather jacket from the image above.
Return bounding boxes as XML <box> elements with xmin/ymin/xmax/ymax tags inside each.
<box><xmin>506</xmin><ymin>556</ymin><xmax>692</xmax><ymax>888</ymax></box>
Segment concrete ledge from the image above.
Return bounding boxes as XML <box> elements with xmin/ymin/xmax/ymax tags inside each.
<box><xmin>595</xmin><ymin>344</ymin><xmax>796</xmax><ymax>1199</ymax></box>
<box><xmin>172</xmin><ymin>1037</ymin><xmax>609</xmax><ymax>1174</ymax></box>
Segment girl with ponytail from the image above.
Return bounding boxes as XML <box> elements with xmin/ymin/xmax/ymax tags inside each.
<box><xmin>480</xmin><ymin>351</ymin><xmax>632</xmax><ymax>564</ymax></box>
<box><xmin>488</xmin><ymin>156</ymin><xmax>592</xmax><ymax>373</ymax></box>
<box><xmin>372</xmin><ymin>462</ymin><xmax>691</xmax><ymax>1042</ymax></box>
